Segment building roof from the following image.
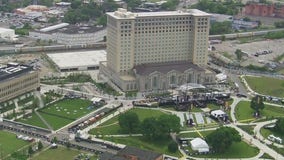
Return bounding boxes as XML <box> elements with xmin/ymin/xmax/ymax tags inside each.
<box><xmin>210</xmin><ymin>110</ymin><xmax>226</xmax><ymax>117</ymax></box>
<box><xmin>107</xmin><ymin>8</ymin><xmax>210</xmax><ymax>19</ymax></box>
<box><xmin>0</xmin><ymin>63</ymin><xmax>33</xmax><ymax>82</ymax></box>
<box><xmin>134</xmin><ymin>61</ymin><xmax>204</xmax><ymax>76</ymax></box>
<box><xmin>118</xmin><ymin>146</ymin><xmax>162</xmax><ymax>160</ymax></box>
<box><xmin>36</xmin><ymin>24</ymin><xmax>105</xmax><ymax>34</ymax></box>
<box><xmin>47</xmin><ymin>50</ymin><xmax>106</xmax><ymax>70</ymax></box>
<box><xmin>0</xmin><ymin>27</ymin><xmax>14</xmax><ymax>33</ymax></box>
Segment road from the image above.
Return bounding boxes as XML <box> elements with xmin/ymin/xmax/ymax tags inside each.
<box><xmin>229</xmin><ymin>97</ymin><xmax>284</xmax><ymax>160</ymax></box>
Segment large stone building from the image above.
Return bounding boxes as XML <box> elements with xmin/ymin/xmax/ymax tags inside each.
<box><xmin>0</xmin><ymin>63</ymin><xmax>40</xmax><ymax>103</ymax></box>
<box><xmin>99</xmin><ymin>8</ymin><xmax>215</xmax><ymax>92</ymax></box>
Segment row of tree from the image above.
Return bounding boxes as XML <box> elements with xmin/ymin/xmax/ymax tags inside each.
<box><xmin>191</xmin><ymin>0</ymin><xmax>244</xmax><ymax>15</ymax></box>
<box><xmin>118</xmin><ymin>112</ymin><xmax>181</xmax><ymax>140</ymax></box>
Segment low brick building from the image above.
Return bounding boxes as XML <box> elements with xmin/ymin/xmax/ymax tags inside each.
<box><xmin>245</xmin><ymin>2</ymin><xmax>284</xmax><ymax>18</ymax></box>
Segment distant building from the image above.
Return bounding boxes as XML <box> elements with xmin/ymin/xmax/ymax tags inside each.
<box><xmin>29</xmin><ymin>23</ymin><xmax>106</xmax><ymax>45</ymax></box>
<box><xmin>232</xmin><ymin>19</ymin><xmax>259</xmax><ymax>30</ymax></box>
<box><xmin>0</xmin><ymin>28</ymin><xmax>18</xmax><ymax>41</ymax></box>
<box><xmin>47</xmin><ymin>50</ymin><xmax>106</xmax><ymax>72</ymax></box>
<box><xmin>0</xmin><ymin>63</ymin><xmax>40</xmax><ymax>103</ymax></box>
<box><xmin>245</xmin><ymin>2</ymin><xmax>284</xmax><ymax>18</ymax></box>
<box><xmin>99</xmin><ymin>146</ymin><xmax>163</xmax><ymax>160</ymax></box>
<box><xmin>15</xmin><ymin>5</ymin><xmax>48</xmax><ymax>15</ymax></box>
<box><xmin>210</xmin><ymin>13</ymin><xmax>233</xmax><ymax>23</ymax></box>
<box><xmin>99</xmin><ymin>8</ymin><xmax>215</xmax><ymax>92</ymax></box>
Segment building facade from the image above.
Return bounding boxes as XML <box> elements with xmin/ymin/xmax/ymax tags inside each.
<box><xmin>245</xmin><ymin>3</ymin><xmax>284</xmax><ymax>18</ymax></box>
<box><xmin>0</xmin><ymin>63</ymin><xmax>40</xmax><ymax>103</ymax></box>
<box><xmin>29</xmin><ymin>24</ymin><xmax>106</xmax><ymax>45</ymax></box>
<box><xmin>99</xmin><ymin>8</ymin><xmax>214</xmax><ymax>92</ymax></box>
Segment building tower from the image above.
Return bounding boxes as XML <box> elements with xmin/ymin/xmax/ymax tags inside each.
<box><xmin>99</xmin><ymin>8</ymin><xmax>214</xmax><ymax>92</ymax></box>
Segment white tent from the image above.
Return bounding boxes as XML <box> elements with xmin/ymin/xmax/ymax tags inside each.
<box><xmin>190</xmin><ymin>138</ymin><xmax>209</xmax><ymax>153</ymax></box>
<box><xmin>91</xmin><ymin>97</ymin><xmax>103</xmax><ymax>103</ymax></box>
<box><xmin>210</xmin><ymin>110</ymin><xmax>226</xmax><ymax>119</ymax></box>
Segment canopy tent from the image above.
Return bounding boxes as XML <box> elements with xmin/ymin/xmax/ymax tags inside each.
<box><xmin>190</xmin><ymin>138</ymin><xmax>209</xmax><ymax>153</ymax></box>
<box><xmin>91</xmin><ymin>97</ymin><xmax>104</xmax><ymax>104</ymax></box>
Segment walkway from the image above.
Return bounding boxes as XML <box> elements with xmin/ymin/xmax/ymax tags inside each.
<box><xmin>229</xmin><ymin>97</ymin><xmax>284</xmax><ymax>160</ymax></box>
<box><xmin>35</xmin><ymin>111</ymin><xmax>53</xmax><ymax>131</ymax></box>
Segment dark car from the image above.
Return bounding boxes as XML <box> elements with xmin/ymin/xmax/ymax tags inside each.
<box><xmin>236</xmin><ymin>93</ymin><xmax>247</xmax><ymax>98</ymax></box>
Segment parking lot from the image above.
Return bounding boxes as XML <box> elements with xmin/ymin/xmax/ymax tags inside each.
<box><xmin>213</xmin><ymin>39</ymin><xmax>284</xmax><ymax>66</ymax></box>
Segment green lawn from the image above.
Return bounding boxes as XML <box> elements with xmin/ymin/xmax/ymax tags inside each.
<box><xmin>103</xmin><ymin>136</ymin><xmax>182</xmax><ymax>157</ymax></box>
<box><xmin>179</xmin><ymin>130</ymin><xmax>214</xmax><ymax>138</ymax></box>
<box><xmin>260</xmin><ymin>128</ymin><xmax>284</xmax><ymax>142</ymax></box>
<box><xmin>89</xmin><ymin>108</ymin><xmax>168</xmax><ymax>135</ymax></box>
<box><xmin>16</xmin><ymin>113</ymin><xmax>48</xmax><ymax>129</ymax></box>
<box><xmin>237</xmin><ymin>125</ymin><xmax>256</xmax><ymax>135</ymax></box>
<box><xmin>31</xmin><ymin>147</ymin><xmax>97</xmax><ymax>160</ymax></box>
<box><xmin>39</xmin><ymin>112</ymin><xmax>73</xmax><ymax>130</ymax></box>
<box><xmin>235</xmin><ymin>101</ymin><xmax>284</xmax><ymax>122</ymax></box>
<box><xmin>40</xmin><ymin>99</ymin><xmax>92</xmax><ymax>119</ymax></box>
<box><xmin>207</xmin><ymin>103</ymin><xmax>221</xmax><ymax>110</ymax></box>
<box><xmin>196</xmin><ymin>141</ymin><xmax>259</xmax><ymax>158</ymax></box>
<box><xmin>244</xmin><ymin>76</ymin><xmax>284</xmax><ymax>97</ymax></box>
<box><xmin>0</xmin><ymin>131</ymin><xmax>30</xmax><ymax>158</ymax></box>
<box><xmin>16</xmin><ymin>99</ymin><xmax>94</xmax><ymax>130</ymax></box>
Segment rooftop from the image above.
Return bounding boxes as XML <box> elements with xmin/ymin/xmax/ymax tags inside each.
<box><xmin>36</xmin><ymin>23</ymin><xmax>105</xmax><ymax>34</ymax></box>
<box><xmin>0</xmin><ymin>63</ymin><xmax>33</xmax><ymax>82</ymax></box>
<box><xmin>47</xmin><ymin>50</ymin><xmax>107</xmax><ymax>69</ymax></box>
<box><xmin>107</xmin><ymin>8</ymin><xmax>211</xmax><ymax>19</ymax></box>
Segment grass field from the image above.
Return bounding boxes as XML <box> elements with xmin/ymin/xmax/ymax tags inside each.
<box><xmin>237</xmin><ymin>125</ymin><xmax>256</xmax><ymax>135</ymax></box>
<box><xmin>260</xmin><ymin>128</ymin><xmax>284</xmax><ymax>142</ymax></box>
<box><xmin>16</xmin><ymin>113</ymin><xmax>48</xmax><ymax>129</ymax></box>
<box><xmin>179</xmin><ymin>130</ymin><xmax>214</xmax><ymax>138</ymax></box>
<box><xmin>235</xmin><ymin>101</ymin><xmax>284</xmax><ymax>122</ymax></box>
<box><xmin>244</xmin><ymin>76</ymin><xmax>284</xmax><ymax>97</ymax></box>
<box><xmin>39</xmin><ymin>99</ymin><xmax>92</xmax><ymax>119</ymax></box>
<box><xmin>196</xmin><ymin>141</ymin><xmax>259</xmax><ymax>158</ymax></box>
<box><xmin>31</xmin><ymin>147</ymin><xmax>97</xmax><ymax>160</ymax></box>
<box><xmin>103</xmin><ymin>136</ymin><xmax>182</xmax><ymax>157</ymax></box>
<box><xmin>0</xmin><ymin>131</ymin><xmax>30</xmax><ymax>158</ymax></box>
<box><xmin>89</xmin><ymin>108</ymin><xmax>168</xmax><ymax>135</ymax></box>
<box><xmin>39</xmin><ymin>112</ymin><xmax>74</xmax><ymax>130</ymax></box>
<box><xmin>16</xmin><ymin>98</ymin><xmax>93</xmax><ymax>130</ymax></box>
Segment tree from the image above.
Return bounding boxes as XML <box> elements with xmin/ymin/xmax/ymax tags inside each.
<box><xmin>118</xmin><ymin>112</ymin><xmax>140</xmax><ymax>133</ymax></box>
<box><xmin>123</xmin><ymin>0</ymin><xmax>141</xmax><ymax>10</ymax></box>
<box><xmin>250</xmin><ymin>95</ymin><xmax>265</xmax><ymax>117</ymax></box>
<box><xmin>38</xmin><ymin>141</ymin><xmax>43</xmax><ymax>150</ymax></box>
<box><xmin>28</xmin><ymin>146</ymin><xmax>33</xmax><ymax>156</ymax></box>
<box><xmin>158</xmin><ymin>114</ymin><xmax>181</xmax><ymax>134</ymax></box>
<box><xmin>48</xmin><ymin>17</ymin><xmax>58</xmax><ymax>24</ymax></box>
<box><xmin>274</xmin><ymin>21</ymin><xmax>284</xmax><ymax>28</ymax></box>
<box><xmin>141</xmin><ymin>114</ymin><xmax>181</xmax><ymax>140</ymax></box>
<box><xmin>161</xmin><ymin>0</ymin><xmax>179</xmax><ymax>11</ymax></box>
<box><xmin>235</xmin><ymin>49</ymin><xmax>243</xmax><ymax>60</ymax></box>
<box><xmin>168</xmin><ymin>141</ymin><xmax>178</xmax><ymax>153</ymax></box>
<box><xmin>141</xmin><ymin>117</ymin><xmax>159</xmax><ymax>139</ymax></box>
<box><xmin>102</xmin><ymin>0</ymin><xmax>119</xmax><ymax>12</ymax></box>
<box><xmin>210</xmin><ymin>21</ymin><xmax>233</xmax><ymax>35</ymax></box>
<box><xmin>66</xmin><ymin>141</ymin><xmax>71</xmax><ymax>149</ymax></box>
<box><xmin>274</xmin><ymin>118</ymin><xmax>284</xmax><ymax>133</ymax></box>
<box><xmin>206</xmin><ymin>127</ymin><xmax>241</xmax><ymax>153</ymax></box>
<box><xmin>51</xmin><ymin>137</ymin><xmax>58</xmax><ymax>144</ymax></box>
<box><xmin>71</xmin><ymin>0</ymin><xmax>82</xmax><ymax>9</ymax></box>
